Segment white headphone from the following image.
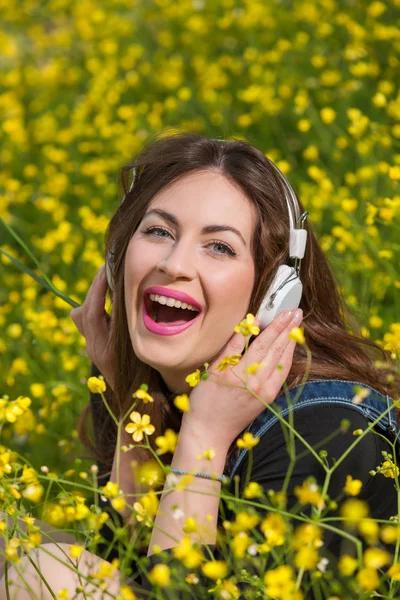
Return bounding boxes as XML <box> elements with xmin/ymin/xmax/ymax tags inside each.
<box><xmin>105</xmin><ymin>139</ymin><xmax>308</xmax><ymax>331</ymax></box>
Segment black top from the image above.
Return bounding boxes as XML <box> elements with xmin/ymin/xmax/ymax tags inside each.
<box><xmin>88</xmin><ymin>363</ymin><xmax>399</xmax><ymax>596</ymax></box>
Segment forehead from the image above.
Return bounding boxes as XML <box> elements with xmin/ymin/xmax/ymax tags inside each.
<box><xmin>146</xmin><ymin>170</ymin><xmax>256</xmax><ymax>241</ymax></box>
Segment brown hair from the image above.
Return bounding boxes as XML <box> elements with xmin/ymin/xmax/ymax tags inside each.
<box><xmin>78</xmin><ymin>130</ymin><xmax>400</xmax><ymax>477</ymax></box>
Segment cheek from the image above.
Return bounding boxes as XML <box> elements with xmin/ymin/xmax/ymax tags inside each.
<box><xmin>210</xmin><ymin>267</ymin><xmax>255</xmax><ymax>312</ymax></box>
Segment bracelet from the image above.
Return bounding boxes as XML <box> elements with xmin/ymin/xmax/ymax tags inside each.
<box><xmin>170</xmin><ymin>468</ymin><xmax>230</xmax><ymax>484</ymax></box>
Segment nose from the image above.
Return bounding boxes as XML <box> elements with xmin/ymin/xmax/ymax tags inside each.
<box><xmin>156</xmin><ymin>239</ymin><xmax>197</xmax><ymax>280</ymax></box>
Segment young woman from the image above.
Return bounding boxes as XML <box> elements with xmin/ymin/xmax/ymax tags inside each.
<box><xmin>1</xmin><ymin>133</ymin><xmax>399</xmax><ymax>599</ymax></box>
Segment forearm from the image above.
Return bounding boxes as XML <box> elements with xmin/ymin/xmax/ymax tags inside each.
<box><xmin>147</xmin><ymin>419</ymin><xmax>229</xmax><ymax>556</ymax></box>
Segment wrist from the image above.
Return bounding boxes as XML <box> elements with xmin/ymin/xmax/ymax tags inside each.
<box><xmin>180</xmin><ymin>415</ymin><xmax>232</xmax><ymax>453</ymax></box>
<box><xmin>173</xmin><ymin>419</ymin><xmax>229</xmax><ymax>476</ymax></box>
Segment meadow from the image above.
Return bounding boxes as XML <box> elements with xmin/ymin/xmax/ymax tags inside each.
<box><xmin>1</xmin><ymin>0</ymin><xmax>400</xmax><ymax>598</ymax></box>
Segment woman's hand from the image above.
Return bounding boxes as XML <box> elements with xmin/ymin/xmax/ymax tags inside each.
<box><xmin>69</xmin><ymin>264</ymin><xmax>115</xmax><ymax>391</ymax></box>
<box><xmin>181</xmin><ymin>309</ymin><xmax>303</xmax><ymax>450</ymax></box>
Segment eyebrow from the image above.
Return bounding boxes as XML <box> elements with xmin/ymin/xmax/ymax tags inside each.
<box><xmin>142</xmin><ymin>208</ymin><xmax>247</xmax><ymax>247</ymax></box>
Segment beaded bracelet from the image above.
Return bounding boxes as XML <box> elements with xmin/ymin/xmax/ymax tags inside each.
<box><xmin>170</xmin><ymin>468</ymin><xmax>230</xmax><ymax>485</ymax></box>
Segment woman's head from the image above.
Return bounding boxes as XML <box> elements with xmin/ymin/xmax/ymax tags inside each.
<box><xmin>80</xmin><ymin>131</ymin><xmax>399</xmax><ymax>473</ymax></box>
<box><xmin>124</xmin><ymin>169</ymin><xmax>258</xmax><ymax>393</ymax></box>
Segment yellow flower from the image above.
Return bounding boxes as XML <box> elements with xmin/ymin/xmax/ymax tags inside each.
<box><xmin>56</xmin><ymin>590</ymin><xmax>69</xmax><ymax>600</ymax></box>
<box><xmin>182</xmin><ymin>517</ymin><xmax>198</xmax><ymax>534</ymax></box>
<box><xmin>292</xmin><ymin>524</ymin><xmax>323</xmax><ymax>550</ymax></box>
<box><xmin>338</xmin><ymin>555</ymin><xmax>358</xmax><ymax>577</ymax></box>
<box><xmin>289</xmin><ymin>326</ymin><xmax>305</xmax><ymax>344</ymax></box>
<box><xmin>176</xmin><ymin>473</ymin><xmax>194</xmax><ymax>491</ymax></box>
<box><xmin>201</xmin><ymin>560</ymin><xmax>228</xmax><ymax>580</ymax></box>
<box><xmin>92</xmin><ymin>558</ymin><xmax>120</xmax><ymax>579</ymax></box>
<box><xmin>388</xmin><ymin>563</ymin><xmax>400</xmax><ymax>581</ymax></box>
<box><xmin>234</xmin><ymin>314</ymin><xmax>260</xmax><ymax>337</ymax></box>
<box><xmin>185</xmin><ymin>573</ymin><xmax>199</xmax><ymax>585</ymax></box>
<box><xmin>236</xmin><ymin>432</ymin><xmax>260</xmax><ymax>449</ymax></box>
<box><xmin>380</xmin><ymin>525</ymin><xmax>400</xmax><ymax>544</ymax></box>
<box><xmin>137</xmin><ymin>460</ymin><xmax>165</xmax><ymax>488</ymax></box>
<box><xmin>111</xmin><ymin>497</ymin><xmax>126</xmax><ymax>512</ymax></box>
<box><xmin>320</xmin><ymin>107</ymin><xmax>336</xmax><ymax>124</ymax></box>
<box><xmin>344</xmin><ymin>475</ymin><xmax>362</xmax><ymax>496</ymax></box>
<box><xmin>223</xmin><ymin>511</ymin><xmax>260</xmax><ymax>535</ymax></box>
<box><xmin>0</xmin><ymin>396</ymin><xmax>32</xmax><ymax>423</ymax></box>
<box><xmin>116</xmin><ymin>586</ymin><xmax>137</xmax><ymax>600</ymax></box>
<box><xmin>216</xmin><ymin>354</ymin><xmax>242</xmax><ymax>371</ymax></box>
<box><xmin>87</xmin><ymin>376</ymin><xmax>106</xmax><ymax>394</ymax></box>
<box><xmin>100</xmin><ymin>481</ymin><xmax>120</xmax><ymax>498</ymax></box>
<box><xmin>260</xmin><ymin>513</ymin><xmax>286</xmax><ymax>547</ymax></box>
<box><xmin>264</xmin><ymin>565</ymin><xmax>301</xmax><ymax>600</ymax></box>
<box><xmin>27</xmin><ymin>532</ymin><xmax>42</xmax><ymax>549</ymax></box>
<box><xmin>389</xmin><ymin>165</ymin><xmax>400</xmax><ymax>180</ymax></box>
<box><xmin>155</xmin><ymin>429</ymin><xmax>178</xmax><ymax>455</ymax></box>
<box><xmin>69</xmin><ymin>544</ymin><xmax>84</xmax><ymax>559</ymax></box>
<box><xmin>173</xmin><ymin>393</ymin><xmax>190</xmax><ymax>412</ymax></box>
<box><xmin>19</xmin><ymin>465</ymin><xmax>37</xmax><ymax>484</ymax></box>
<box><xmin>5</xmin><ymin>538</ymin><xmax>21</xmax><ymax>563</ymax></box>
<box><xmin>232</xmin><ymin>532</ymin><xmax>251</xmax><ymax>558</ymax></box>
<box><xmin>245</xmin><ymin>362</ymin><xmax>266</xmax><ymax>374</ymax></box>
<box><xmin>356</xmin><ymin>567</ymin><xmax>379</xmax><ymax>592</ymax></box>
<box><xmin>172</xmin><ymin>535</ymin><xmax>205</xmax><ymax>568</ymax></box>
<box><xmin>294</xmin><ymin>547</ymin><xmax>319</xmax><ymax>570</ymax></box>
<box><xmin>380</xmin><ymin>460</ymin><xmax>399</xmax><ymax>479</ymax></box>
<box><xmin>185</xmin><ymin>369</ymin><xmax>201</xmax><ymax>387</ymax></box>
<box><xmin>209</xmin><ymin>579</ymin><xmax>240</xmax><ymax>599</ymax></box>
<box><xmin>149</xmin><ymin>564</ymin><xmax>171</xmax><ymax>587</ymax></box>
<box><xmin>294</xmin><ymin>480</ymin><xmax>325</xmax><ymax>509</ymax></box>
<box><xmin>244</xmin><ymin>482</ymin><xmax>263</xmax><ymax>499</ymax></box>
<box><xmin>363</xmin><ymin>548</ymin><xmax>391</xmax><ymax>569</ymax></box>
<box><xmin>125</xmin><ymin>412</ymin><xmax>155</xmax><ymax>442</ymax></box>
<box><xmin>133</xmin><ymin>490</ymin><xmax>159</xmax><ymax>527</ymax></box>
<box><xmin>358</xmin><ymin>518</ymin><xmax>379</xmax><ymax>544</ymax></box>
<box><xmin>340</xmin><ymin>498</ymin><xmax>369</xmax><ymax>526</ymax></box>
<box><xmin>132</xmin><ymin>387</ymin><xmax>154</xmax><ymax>403</ymax></box>
<box><xmin>0</xmin><ymin>450</ymin><xmax>13</xmax><ymax>478</ymax></box>
<box><xmin>22</xmin><ymin>482</ymin><xmax>45</xmax><ymax>503</ymax></box>
<box><xmin>196</xmin><ymin>449</ymin><xmax>216</xmax><ymax>460</ymax></box>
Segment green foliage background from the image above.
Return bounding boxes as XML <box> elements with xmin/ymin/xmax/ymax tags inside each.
<box><xmin>0</xmin><ymin>0</ymin><xmax>399</xmax><ymax>480</ymax></box>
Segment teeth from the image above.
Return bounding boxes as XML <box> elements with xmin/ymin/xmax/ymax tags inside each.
<box><xmin>149</xmin><ymin>294</ymin><xmax>199</xmax><ymax>312</ymax></box>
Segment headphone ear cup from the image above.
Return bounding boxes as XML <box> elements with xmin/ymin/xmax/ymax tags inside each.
<box><xmin>255</xmin><ymin>264</ymin><xmax>302</xmax><ymax>330</ymax></box>
<box><xmin>105</xmin><ymin>249</ymin><xmax>115</xmax><ymax>292</ymax></box>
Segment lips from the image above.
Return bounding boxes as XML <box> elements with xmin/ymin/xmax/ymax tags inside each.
<box><xmin>142</xmin><ymin>295</ymin><xmax>202</xmax><ymax>336</ymax></box>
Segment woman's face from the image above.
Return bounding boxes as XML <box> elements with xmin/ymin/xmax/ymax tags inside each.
<box><xmin>124</xmin><ymin>170</ymin><xmax>256</xmax><ymax>393</ymax></box>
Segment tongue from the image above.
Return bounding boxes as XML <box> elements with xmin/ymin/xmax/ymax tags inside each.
<box><xmin>156</xmin><ymin>305</ymin><xmax>196</xmax><ymax>325</ymax></box>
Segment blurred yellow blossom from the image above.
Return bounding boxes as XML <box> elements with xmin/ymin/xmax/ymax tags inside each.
<box><xmin>234</xmin><ymin>314</ymin><xmax>260</xmax><ymax>337</ymax></box>
<box><xmin>344</xmin><ymin>475</ymin><xmax>362</xmax><ymax>496</ymax></box>
<box><xmin>236</xmin><ymin>432</ymin><xmax>260</xmax><ymax>449</ymax></box>
<box><xmin>87</xmin><ymin>376</ymin><xmax>106</xmax><ymax>394</ymax></box>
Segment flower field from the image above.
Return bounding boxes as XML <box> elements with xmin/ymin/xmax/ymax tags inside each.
<box><xmin>1</xmin><ymin>0</ymin><xmax>400</xmax><ymax>598</ymax></box>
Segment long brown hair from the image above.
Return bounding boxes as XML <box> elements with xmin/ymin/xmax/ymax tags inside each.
<box><xmin>78</xmin><ymin>130</ymin><xmax>399</xmax><ymax>477</ymax></box>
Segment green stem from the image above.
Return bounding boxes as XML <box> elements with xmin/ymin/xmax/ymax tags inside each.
<box><xmin>25</xmin><ymin>556</ymin><xmax>57</xmax><ymax>599</ymax></box>
<box><xmin>0</xmin><ymin>217</ymin><xmax>54</xmax><ymax>288</ymax></box>
<box><xmin>0</xmin><ymin>247</ymin><xmax>80</xmax><ymax>308</ymax></box>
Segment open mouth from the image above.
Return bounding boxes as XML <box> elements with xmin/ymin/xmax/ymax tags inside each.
<box><xmin>144</xmin><ymin>294</ymin><xmax>200</xmax><ymax>326</ymax></box>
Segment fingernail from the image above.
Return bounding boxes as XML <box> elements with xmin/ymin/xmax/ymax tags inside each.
<box><xmin>291</xmin><ymin>309</ymin><xmax>303</xmax><ymax>324</ymax></box>
<box><xmin>280</xmin><ymin>310</ymin><xmax>294</xmax><ymax>323</ymax></box>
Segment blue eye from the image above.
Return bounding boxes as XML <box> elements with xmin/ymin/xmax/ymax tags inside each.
<box><xmin>142</xmin><ymin>226</ymin><xmax>237</xmax><ymax>257</ymax></box>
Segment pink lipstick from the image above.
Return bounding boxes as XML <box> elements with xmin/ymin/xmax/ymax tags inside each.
<box><xmin>142</xmin><ymin>296</ymin><xmax>202</xmax><ymax>336</ymax></box>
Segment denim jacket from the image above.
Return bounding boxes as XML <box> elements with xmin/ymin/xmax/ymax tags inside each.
<box><xmin>224</xmin><ymin>378</ymin><xmax>399</xmax><ymax>488</ymax></box>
